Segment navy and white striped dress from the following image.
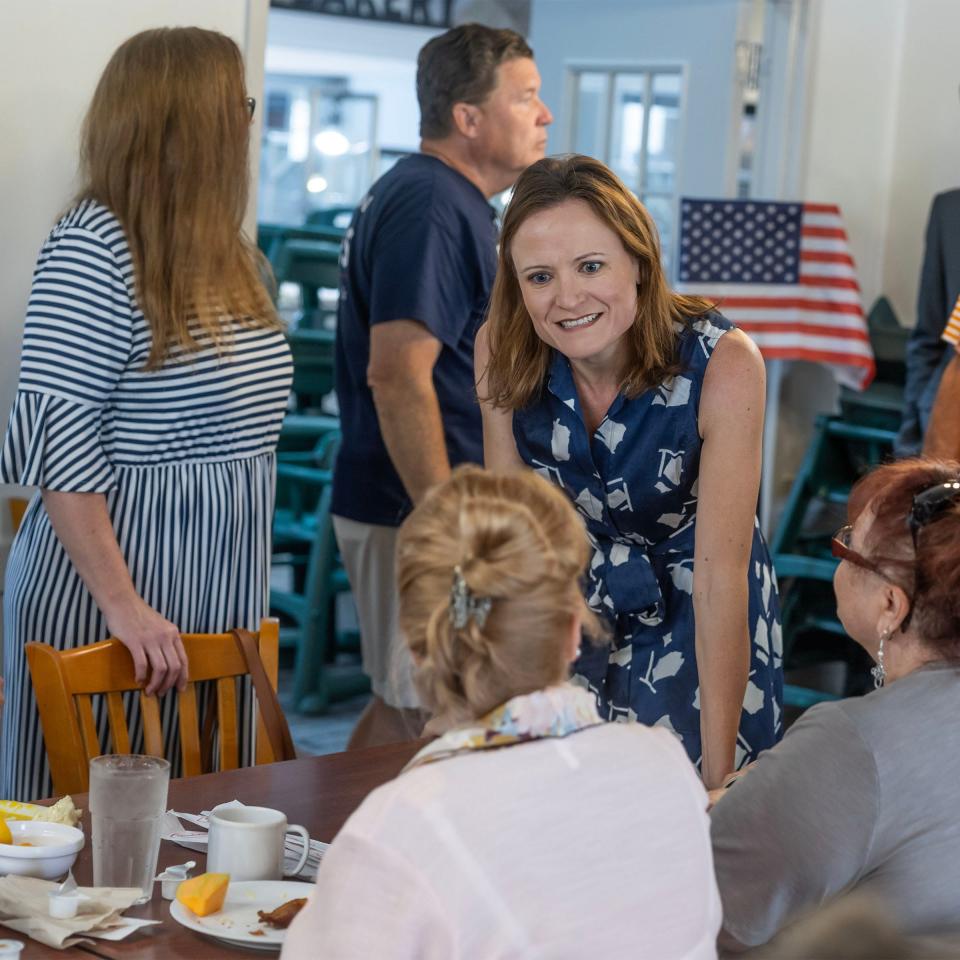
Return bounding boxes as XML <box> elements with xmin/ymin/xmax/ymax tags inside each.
<box><xmin>0</xmin><ymin>200</ymin><xmax>292</xmax><ymax>800</ymax></box>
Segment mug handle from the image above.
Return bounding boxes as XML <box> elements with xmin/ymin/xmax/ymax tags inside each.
<box><xmin>285</xmin><ymin>824</ymin><xmax>311</xmax><ymax>876</ymax></box>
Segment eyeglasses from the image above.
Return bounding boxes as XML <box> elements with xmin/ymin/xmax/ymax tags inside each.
<box><xmin>831</xmin><ymin>525</ymin><xmax>887</xmax><ymax>578</ymax></box>
<box><xmin>908</xmin><ymin>480</ymin><xmax>960</xmax><ymax>548</ymax></box>
<box><xmin>246</xmin><ymin>96</ymin><xmax>256</xmax><ymax>119</ymax></box>
<box><xmin>832</xmin><ymin>478</ymin><xmax>960</xmax><ymax>630</ymax></box>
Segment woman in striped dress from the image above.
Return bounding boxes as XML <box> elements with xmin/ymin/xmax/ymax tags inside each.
<box><xmin>0</xmin><ymin>28</ymin><xmax>292</xmax><ymax>800</ymax></box>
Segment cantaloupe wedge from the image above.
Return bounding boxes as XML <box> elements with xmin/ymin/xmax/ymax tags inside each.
<box><xmin>176</xmin><ymin>872</ymin><xmax>230</xmax><ymax>917</ymax></box>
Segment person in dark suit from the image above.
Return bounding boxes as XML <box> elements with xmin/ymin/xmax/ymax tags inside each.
<box><xmin>896</xmin><ymin>189</ymin><xmax>960</xmax><ymax>454</ymax></box>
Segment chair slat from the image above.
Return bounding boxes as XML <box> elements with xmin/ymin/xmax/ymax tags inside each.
<box><xmin>105</xmin><ymin>692</ymin><xmax>131</xmax><ymax>754</ymax></box>
<box><xmin>139</xmin><ymin>693</ymin><xmax>164</xmax><ymax>758</ymax></box>
<box><xmin>217</xmin><ymin>678</ymin><xmax>239</xmax><ymax>770</ymax></box>
<box><xmin>178</xmin><ymin>683</ymin><xmax>203</xmax><ymax>778</ymax></box>
<box><xmin>24</xmin><ymin>643</ymin><xmax>89</xmax><ymax>795</ymax></box>
<box><xmin>75</xmin><ymin>695</ymin><xmax>100</xmax><ymax>761</ymax></box>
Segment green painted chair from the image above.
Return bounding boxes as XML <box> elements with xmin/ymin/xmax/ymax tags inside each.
<box><xmin>274</xmin><ymin>239</ymin><xmax>342</xmax><ymax>327</ymax></box>
<box><xmin>305</xmin><ymin>206</ymin><xmax>355</xmax><ymax>231</ymax></box>
<box><xmin>270</xmin><ymin>432</ymin><xmax>367</xmax><ymax>714</ymax></box>
<box><xmin>285</xmin><ymin>327</ymin><xmax>336</xmax><ymax>416</ymax></box>
<box><xmin>772</xmin><ymin>414</ymin><xmax>897</xmax><ymax>708</ymax></box>
<box><xmin>257</xmin><ymin>222</ymin><xmax>345</xmax><ymax>270</ymax></box>
<box><xmin>838</xmin><ymin>295</ymin><xmax>907</xmax><ymax>432</ymax></box>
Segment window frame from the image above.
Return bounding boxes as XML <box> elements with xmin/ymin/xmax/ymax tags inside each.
<box><xmin>564</xmin><ymin>61</ymin><xmax>689</xmax><ymax>279</ymax></box>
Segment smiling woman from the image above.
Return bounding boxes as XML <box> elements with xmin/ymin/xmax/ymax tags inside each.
<box><xmin>476</xmin><ymin>154</ymin><xmax>784</xmax><ymax>787</ymax></box>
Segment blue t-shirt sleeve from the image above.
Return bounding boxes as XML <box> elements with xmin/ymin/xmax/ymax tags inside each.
<box><xmin>367</xmin><ymin>182</ymin><xmax>485</xmax><ymax>351</ymax></box>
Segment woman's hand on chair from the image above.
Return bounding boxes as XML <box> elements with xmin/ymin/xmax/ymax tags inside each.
<box><xmin>106</xmin><ymin>599</ymin><xmax>189</xmax><ymax>696</ymax></box>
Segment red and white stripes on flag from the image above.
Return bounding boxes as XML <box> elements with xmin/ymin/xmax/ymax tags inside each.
<box><xmin>942</xmin><ymin>295</ymin><xmax>960</xmax><ymax>348</ymax></box>
<box><xmin>676</xmin><ymin>202</ymin><xmax>876</xmax><ymax>390</ymax></box>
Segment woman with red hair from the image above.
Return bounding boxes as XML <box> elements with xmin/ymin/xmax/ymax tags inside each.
<box><xmin>711</xmin><ymin>458</ymin><xmax>960</xmax><ymax>950</ymax></box>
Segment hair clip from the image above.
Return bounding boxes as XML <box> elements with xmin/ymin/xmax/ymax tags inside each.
<box><xmin>450</xmin><ymin>564</ymin><xmax>492</xmax><ymax>630</ymax></box>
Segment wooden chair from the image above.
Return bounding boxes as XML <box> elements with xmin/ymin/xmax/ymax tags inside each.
<box><xmin>26</xmin><ymin>617</ymin><xmax>296</xmax><ymax>796</ymax></box>
<box><xmin>8</xmin><ymin>496</ymin><xmax>28</xmax><ymax>533</ymax></box>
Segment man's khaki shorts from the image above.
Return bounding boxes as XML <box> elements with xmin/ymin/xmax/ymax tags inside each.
<box><xmin>332</xmin><ymin>515</ymin><xmax>420</xmax><ymax>709</ymax></box>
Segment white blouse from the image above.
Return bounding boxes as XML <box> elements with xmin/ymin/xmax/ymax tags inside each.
<box><xmin>283</xmin><ymin>723</ymin><xmax>721</xmax><ymax>959</ymax></box>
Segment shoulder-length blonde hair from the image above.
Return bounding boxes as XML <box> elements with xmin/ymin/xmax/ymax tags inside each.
<box><xmin>396</xmin><ymin>465</ymin><xmax>606</xmax><ymax>724</ymax></box>
<box><xmin>484</xmin><ymin>154</ymin><xmax>712</xmax><ymax>410</ymax></box>
<box><xmin>77</xmin><ymin>27</ymin><xmax>279</xmax><ymax>369</ymax></box>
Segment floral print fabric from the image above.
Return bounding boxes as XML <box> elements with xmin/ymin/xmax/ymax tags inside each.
<box><xmin>404</xmin><ymin>684</ymin><xmax>603</xmax><ymax>771</ymax></box>
<box><xmin>512</xmin><ymin>312</ymin><xmax>784</xmax><ymax>769</ymax></box>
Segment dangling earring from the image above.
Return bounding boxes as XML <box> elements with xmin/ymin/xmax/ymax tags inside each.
<box><xmin>871</xmin><ymin>628</ymin><xmax>889</xmax><ymax>689</ymax></box>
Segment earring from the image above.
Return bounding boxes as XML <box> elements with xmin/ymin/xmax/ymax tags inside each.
<box><xmin>871</xmin><ymin>628</ymin><xmax>889</xmax><ymax>689</ymax></box>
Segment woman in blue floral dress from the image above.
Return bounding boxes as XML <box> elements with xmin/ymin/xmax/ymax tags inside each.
<box><xmin>477</xmin><ymin>155</ymin><xmax>782</xmax><ymax>787</ymax></box>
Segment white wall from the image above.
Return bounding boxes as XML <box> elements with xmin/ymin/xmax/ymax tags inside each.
<box><xmin>266</xmin><ymin>9</ymin><xmax>442</xmax><ymax>152</ymax></box>
<box><xmin>0</xmin><ymin>0</ymin><xmax>270</xmax><ymax>562</ymax></box>
<box><xmin>799</xmin><ymin>0</ymin><xmax>906</xmax><ymax>314</ymax></box>
<box><xmin>882</xmin><ymin>0</ymin><xmax>960</xmax><ymax>327</ymax></box>
<box><xmin>769</xmin><ymin>0</ymin><xmax>960</xmax><ymax>503</ymax></box>
<box><xmin>530</xmin><ymin>0</ymin><xmax>744</xmax><ymax>198</ymax></box>
<box><xmin>798</xmin><ymin>0</ymin><xmax>960</xmax><ymax>324</ymax></box>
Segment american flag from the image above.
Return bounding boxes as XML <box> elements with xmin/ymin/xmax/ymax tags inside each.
<box><xmin>942</xmin><ymin>295</ymin><xmax>960</xmax><ymax>348</ymax></box>
<box><xmin>675</xmin><ymin>198</ymin><xmax>875</xmax><ymax>389</ymax></box>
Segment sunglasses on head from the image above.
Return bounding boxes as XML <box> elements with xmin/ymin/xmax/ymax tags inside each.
<box><xmin>907</xmin><ymin>479</ymin><xmax>960</xmax><ymax>548</ymax></box>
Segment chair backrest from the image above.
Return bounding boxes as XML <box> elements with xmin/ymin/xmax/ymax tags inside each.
<box><xmin>275</xmin><ymin>238</ymin><xmax>342</xmax><ymax>301</ymax></box>
<box><xmin>8</xmin><ymin>496</ymin><xmax>28</xmax><ymax>533</ymax></box>
<box><xmin>305</xmin><ymin>206</ymin><xmax>354</xmax><ymax>231</ymax></box>
<box><xmin>26</xmin><ymin>618</ymin><xmax>294</xmax><ymax>796</ymax></box>
<box><xmin>286</xmin><ymin>328</ymin><xmax>336</xmax><ymax>412</ymax></box>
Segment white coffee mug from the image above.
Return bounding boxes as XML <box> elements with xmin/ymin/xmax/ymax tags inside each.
<box><xmin>206</xmin><ymin>804</ymin><xmax>310</xmax><ymax>881</ymax></box>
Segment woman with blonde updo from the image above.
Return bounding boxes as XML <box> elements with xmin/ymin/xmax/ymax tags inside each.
<box><xmin>284</xmin><ymin>466</ymin><xmax>722</xmax><ymax>960</ymax></box>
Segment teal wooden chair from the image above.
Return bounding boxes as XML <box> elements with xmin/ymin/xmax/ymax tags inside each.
<box><xmin>838</xmin><ymin>296</ymin><xmax>907</xmax><ymax>432</ymax></box>
<box><xmin>271</xmin><ymin>432</ymin><xmax>368</xmax><ymax>714</ymax></box>
<box><xmin>274</xmin><ymin>239</ymin><xmax>342</xmax><ymax>327</ymax></box>
<box><xmin>285</xmin><ymin>327</ymin><xmax>337</xmax><ymax>416</ymax></box>
<box><xmin>772</xmin><ymin>414</ymin><xmax>897</xmax><ymax>708</ymax></box>
<box><xmin>305</xmin><ymin>206</ymin><xmax>355</xmax><ymax>231</ymax></box>
<box><xmin>257</xmin><ymin>222</ymin><xmax>345</xmax><ymax>270</ymax></box>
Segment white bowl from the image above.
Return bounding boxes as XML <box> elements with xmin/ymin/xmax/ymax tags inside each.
<box><xmin>0</xmin><ymin>821</ymin><xmax>84</xmax><ymax>880</ymax></box>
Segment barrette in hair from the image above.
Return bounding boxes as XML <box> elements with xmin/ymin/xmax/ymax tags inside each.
<box><xmin>450</xmin><ymin>564</ymin><xmax>493</xmax><ymax>630</ymax></box>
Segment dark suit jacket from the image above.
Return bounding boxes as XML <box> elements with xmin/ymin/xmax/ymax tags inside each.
<box><xmin>896</xmin><ymin>189</ymin><xmax>960</xmax><ymax>455</ymax></box>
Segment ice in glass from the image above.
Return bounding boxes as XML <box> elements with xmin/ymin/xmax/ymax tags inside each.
<box><xmin>89</xmin><ymin>755</ymin><xmax>170</xmax><ymax>903</ymax></box>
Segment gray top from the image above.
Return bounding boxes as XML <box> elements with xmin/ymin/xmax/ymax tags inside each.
<box><xmin>710</xmin><ymin>663</ymin><xmax>960</xmax><ymax>948</ymax></box>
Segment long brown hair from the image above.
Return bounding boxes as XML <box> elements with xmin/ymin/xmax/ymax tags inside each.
<box><xmin>484</xmin><ymin>154</ymin><xmax>712</xmax><ymax>410</ymax></box>
<box><xmin>77</xmin><ymin>27</ymin><xmax>279</xmax><ymax>369</ymax></box>
<box><xmin>396</xmin><ymin>466</ymin><xmax>605</xmax><ymax>724</ymax></box>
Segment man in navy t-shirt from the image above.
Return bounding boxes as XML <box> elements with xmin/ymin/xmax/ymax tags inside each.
<box><xmin>332</xmin><ymin>24</ymin><xmax>552</xmax><ymax>747</ymax></box>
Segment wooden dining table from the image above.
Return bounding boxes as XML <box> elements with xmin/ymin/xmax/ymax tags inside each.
<box><xmin>4</xmin><ymin>740</ymin><xmax>423</xmax><ymax>959</ymax></box>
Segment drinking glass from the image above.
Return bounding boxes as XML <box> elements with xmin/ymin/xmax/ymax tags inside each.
<box><xmin>89</xmin><ymin>755</ymin><xmax>170</xmax><ymax>903</ymax></box>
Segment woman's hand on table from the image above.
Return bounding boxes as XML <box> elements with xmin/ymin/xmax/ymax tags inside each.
<box><xmin>106</xmin><ymin>598</ymin><xmax>189</xmax><ymax>696</ymax></box>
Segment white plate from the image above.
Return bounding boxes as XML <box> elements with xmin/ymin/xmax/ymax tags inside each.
<box><xmin>169</xmin><ymin>879</ymin><xmax>314</xmax><ymax>951</ymax></box>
